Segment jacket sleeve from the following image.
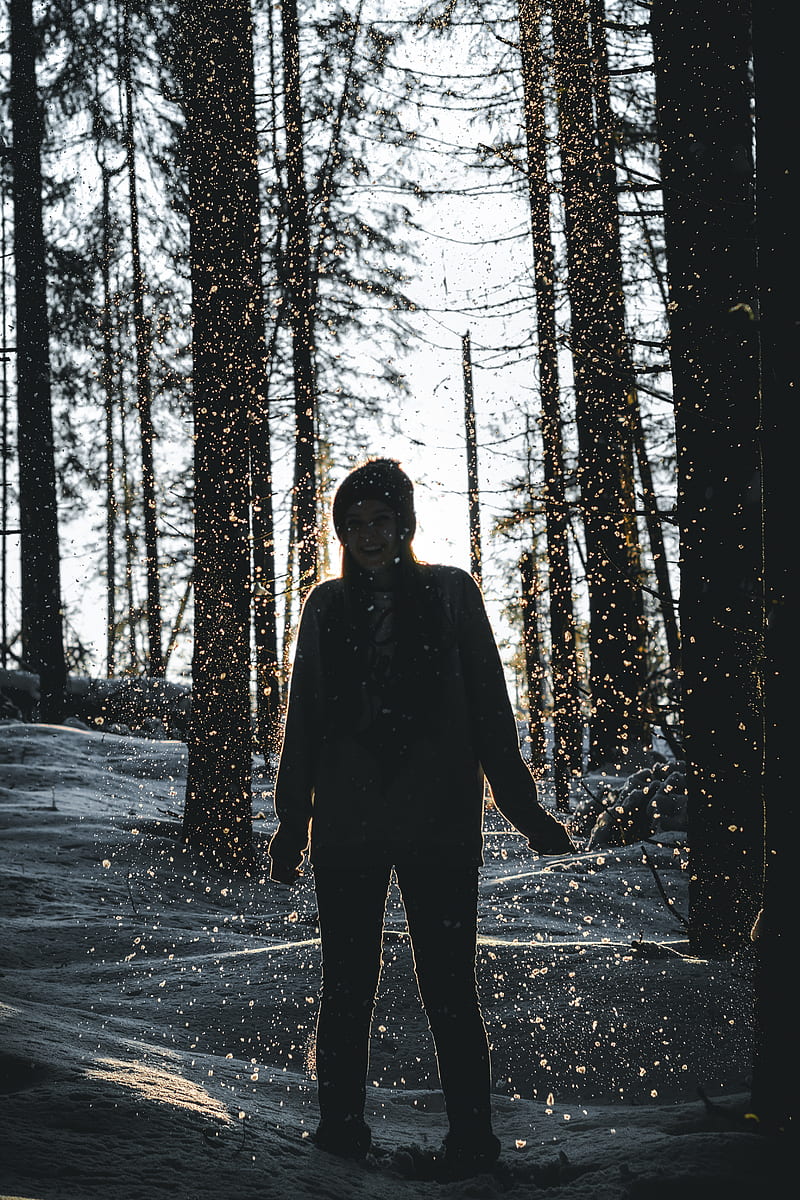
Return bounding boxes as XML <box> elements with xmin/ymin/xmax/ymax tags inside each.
<box><xmin>269</xmin><ymin>587</ymin><xmax>324</xmax><ymax>867</ymax></box>
<box><xmin>455</xmin><ymin>570</ymin><xmax>573</xmax><ymax>853</ymax></box>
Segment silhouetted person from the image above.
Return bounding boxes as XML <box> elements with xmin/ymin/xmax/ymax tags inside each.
<box><xmin>269</xmin><ymin>458</ymin><xmax>573</xmax><ymax>1179</ymax></box>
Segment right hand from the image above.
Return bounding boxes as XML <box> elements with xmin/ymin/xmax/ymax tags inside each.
<box><xmin>270</xmin><ymin>858</ymin><xmax>302</xmax><ymax>885</ymax></box>
<box><xmin>528</xmin><ymin>810</ymin><xmax>576</xmax><ymax>855</ymax></box>
<box><xmin>268</xmin><ymin>822</ymin><xmax>306</xmax><ymax>884</ymax></box>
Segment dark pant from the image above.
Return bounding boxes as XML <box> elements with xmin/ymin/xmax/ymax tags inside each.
<box><xmin>312</xmin><ymin>846</ymin><xmax>492</xmax><ymax>1138</ymax></box>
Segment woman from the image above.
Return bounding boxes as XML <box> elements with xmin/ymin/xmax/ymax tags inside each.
<box><xmin>269</xmin><ymin>458</ymin><xmax>573</xmax><ymax>1179</ymax></box>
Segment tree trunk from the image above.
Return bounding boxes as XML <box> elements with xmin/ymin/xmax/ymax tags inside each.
<box><xmin>254</xmin><ymin>0</ymin><xmax>288</xmax><ymax>742</ymax></box>
<box><xmin>8</xmin><ymin>0</ymin><xmax>66</xmax><ymax>721</ymax></box>
<box><xmin>163</xmin><ymin>571</ymin><xmax>192</xmax><ymax>673</ymax></box>
<box><xmin>588</xmin><ymin>0</ymin><xmax>647</xmax><ymax>609</ymax></box>
<box><xmin>280</xmin><ymin>0</ymin><xmax>318</xmax><ymax>597</ymax></box>
<box><xmin>520</xmin><ymin>550</ymin><xmax>546</xmax><ymax>773</ymax></box>
<box><xmin>251</xmin><ymin>412</ymin><xmax>281</xmax><ymax>759</ymax></box>
<box><xmin>1</xmin><ymin>174</ymin><xmax>10</xmax><ymax>669</ymax></box>
<box><xmin>116</xmin><ymin>364</ymin><xmax>139</xmax><ymax>672</ymax></box>
<box><xmin>282</xmin><ymin>504</ymin><xmax>296</xmax><ymax>688</ymax></box>
<box><xmin>121</xmin><ymin>1</ymin><xmax>164</xmax><ymax>677</ymax></box>
<box><xmin>629</xmin><ymin>393</ymin><xmax>680</xmax><ymax>670</ymax></box>
<box><xmin>551</xmin><ymin>0</ymin><xmax>647</xmax><ymax>766</ymax></box>
<box><xmin>462</xmin><ymin>332</ymin><xmax>482</xmax><ymax>586</ymax></box>
<box><xmin>749</xmin><ymin>0</ymin><xmax>796</xmax><ymax>1135</ymax></box>
<box><xmin>100</xmin><ymin>165</ymin><xmax>118</xmax><ymax>678</ymax></box>
<box><xmin>518</xmin><ymin>0</ymin><xmax>583</xmax><ymax>787</ymax></box>
<box><xmin>612</xmin><ymin>146</ymin><xmax>680</xmax><ymax>669</ymax></box>
<box><xmin>651</xmin><ymin>0</ymin><xmax>763</xmax><ymax>957</ymax></box>
<box><xmin>181</xmin><ymin>0</ymin><xmax>270</xmax><ymax>870</ymax></box>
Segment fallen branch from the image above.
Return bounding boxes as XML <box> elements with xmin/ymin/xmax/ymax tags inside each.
<box><xmin>641</xmin><ymin>847</ymin><xmax>689</xmax><ymax>929</ymax></box>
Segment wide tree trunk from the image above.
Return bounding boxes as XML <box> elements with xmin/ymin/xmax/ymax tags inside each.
<box><xmin>749</xmin><ymin>0</ymin><xmax>795</xmax><ymax>1136</ymax></box>
<box><xmin>651</xmin><ymin>0</ymin><xmax>764</xmax><ymax>957</ymax></box>
<box><xmin>517</xmin><ymin>0</ymin><xmax>583</xmax><ymax>791</ymax></box>
<box><xmin>9</xmin><ymin>0</ymin><xmax>66</xmax><ymax>721</ymax></box>
<box><xmin>181</xmin><ymin>0</ymin><xmax>270</xmax><ymax>869</ymax></box>
<box><xmin>551</xmin><ymin>0</ymin><xmax>647</xmax><ymax>767</ymax></box>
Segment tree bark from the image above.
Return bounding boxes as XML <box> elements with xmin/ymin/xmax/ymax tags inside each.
<box><xmin>749</xmin><ymin>0</ymin><xmax>796</xmax><ymax>1135</ymax></box>
<box><xmin>8</xmin><ymin>0</ymin><xmax>66</xmax><ymax>720</ymax></box>
<box><xmin>2</xmin><ymin>172</ymin><xmax>11</xmax><ymax>669</ymax></box>
<box><xmin>551</xmin><ymin>0</ymin><xmax>648</xmax><ymax>766</ymax></box>
<box><xmin>251</xmin><ymin>413</ymin><xmax>280</xmax><ymax>759</ymax></box>
<box><xmin>629</xmin><ymin>393</ymin><xmax>680</xmax><ymax>670</ymax></box>
<box><xmin>520</xmin><ymin>550</ymin><xmax>546</xmax><ymax>773</ymax></box>
<box><xmin>518</xmin><ymin>0</ymin><xmax>583</xmax><ymax>786</ymax></box>
<box><xmin>279</xmin><ymin>0</ymin><xmax>318</xmax><ymax>597</ymax></box>
<box><xmin>116</xmin><ymin>359</ymin><xmax>139</xmax><ymax>672</ymax></box>
<box><xmin>651</xmin><ymin>0</ymin><xmax>764</xmax><ymax>956</ymax></box>
<box><xmin>121</xmin><ymin>1</ymin><xmax>164</xmax><ymax>677</ymax></box>
<box><xmin>99</xmin><ymin>164</ymin><xmax>118</xmax><ymax>678</ymax></box>
<box><xmin>462</xmin><ymin>332</ymin><xmax>482</xmax><ymax>587</ymax></box>
<box><xmin>181</xmin><ymin>0</ymin><xmax>270</xmax><ymax>870</ymax></box>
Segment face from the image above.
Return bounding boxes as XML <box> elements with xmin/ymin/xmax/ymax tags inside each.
<box><xmin>342</xmin><ymin>498</ymin><xmax>399</xmax><ymax>574</ymax></box>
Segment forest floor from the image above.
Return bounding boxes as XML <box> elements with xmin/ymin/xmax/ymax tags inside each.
<box><xmin>0</xmin><ymin>722</ymin><xmax>782</xmax><ymax>1199</ymax></box>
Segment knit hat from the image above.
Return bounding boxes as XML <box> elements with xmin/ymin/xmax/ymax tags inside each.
<box><xmin>332</xmin><ymin>458</ymin><xmax>417</xmax><ymax>543</ymax></box>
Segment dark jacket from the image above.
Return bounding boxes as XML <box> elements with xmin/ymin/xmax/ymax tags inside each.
<box><xmin>270</xmin><ymin>564</ymin><xmax>569</xmax><ymax>867</ymax></box>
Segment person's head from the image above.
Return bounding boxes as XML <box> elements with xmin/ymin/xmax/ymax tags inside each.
<box><xmin>332</xmin><ymin>458</ymin><xmax>417</xmax><ymax>579</ymax></box>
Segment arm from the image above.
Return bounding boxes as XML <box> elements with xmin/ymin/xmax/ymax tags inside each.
<box><xmin>456</xmin><ymin>571</ymin><xmax>574</xmax><ymax>854</ymax></box>
<box><xmin>268</xmin><ymin>587</ymin><xmax>324</xmax><ymax>881</ymax></box>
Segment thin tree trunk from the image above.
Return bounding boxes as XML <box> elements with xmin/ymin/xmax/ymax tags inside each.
<box><xmin>99</xmin><ymin>165</ymin><xmax>118</xmax><ymax>678</ymax></box>
<box><xmin>520</xmin><ymin>549</ymin><xmax>546</xmax><ymax>773</ymax></box>
<box><xmin>121</xmin><ymin>1</ymin><xmax>163</xmax><ymax>677</ymax></box>
<box><xmin>251</xmin><ymin>414</ymin><xmax>280</xmax><ymax>758</ymax></box>
<box><xmin>163</xmin><ymin>571</ymin><xmax>192</xmax><ymax>673</ymax></box>
<box><xmin>629</xmin><ymin>394</ymin><xmax>680</xmax><ymax>668</ymax></box>
<box><xmin>588</xmin><ymin>0</ymin><xmax>646</xmax><ymax>604</ymax></box>
<box><xmin>651</xmin><ymin>0</ymin><xmax>763</xmax><ymax>957</ymax></box>
<box><xmin>279</xmin><ymin>0</ymin><xmax>318</xmax><ymax>597</ymax></box>
<box><xmin>180</xmin><ymin>0</ymin><xmax>267</xmax><ymax>869</ymax></box>
<box><xmin>253</xmin><ymin>0</ymin><xmax>284</xmax><ymax>745</ymax></box>
<box><xmin>551</xmin><ymin>0</ymin><xmax>647</xmax><ymax>767</ymax></box>
<box><xmin>282</xmin><ymin>504</ymin><xmax>296</xmax><ymax>688</ymax></box>
<box><xmin>116</xmin><ymin>367</ymin><xmax>138</xmax><ymax>672</ymax></box>
<box><xmin>8</xmin><ymin>0</ymin><xmax>66</xmax><ymax>720</ymax></box>
<box><xmin>614</xmin><ymin>142</ymin><xmax>681</xmax><ymax>669</ymax></box>
<box><xmin>1</xmin><ymin>173</ymin><xmax>10</xmax><ymax>669</ymax></box>
<box><xmin>518</xmin><ymin>0</ymin><xmax>583</xmax><ymax>790</ymax></box>
<box><xmin>749</xmin><ymin>0</ymin><xmax>794</xmax><ymax>1135</ymax></box>
<box><xmin>462</xmin><ymin>332</ymin><xmax>482</xmax><ymax>587</ymax></box>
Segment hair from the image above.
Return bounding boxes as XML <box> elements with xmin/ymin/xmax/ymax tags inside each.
<box><xmin>332</xmin><ymin>457</ymin><xmax>417</xmax><ymax>546</ymax></box>
<box><xmin>321</xmin><ymin>459</ymin><xmax>448</xmax><ymax>742</ymax></box>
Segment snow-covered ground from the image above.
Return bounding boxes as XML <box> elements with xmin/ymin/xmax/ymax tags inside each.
<box><xmin>0</xmin><ymin>723</ymin><xmax>776</xmax><ymax>1198</ymax></box>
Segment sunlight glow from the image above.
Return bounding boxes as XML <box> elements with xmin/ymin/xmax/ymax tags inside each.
<box><xmin>83</xmin><ymin>1056</ymin><xmax>232</xmax><ymax>1121</ymax></box>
